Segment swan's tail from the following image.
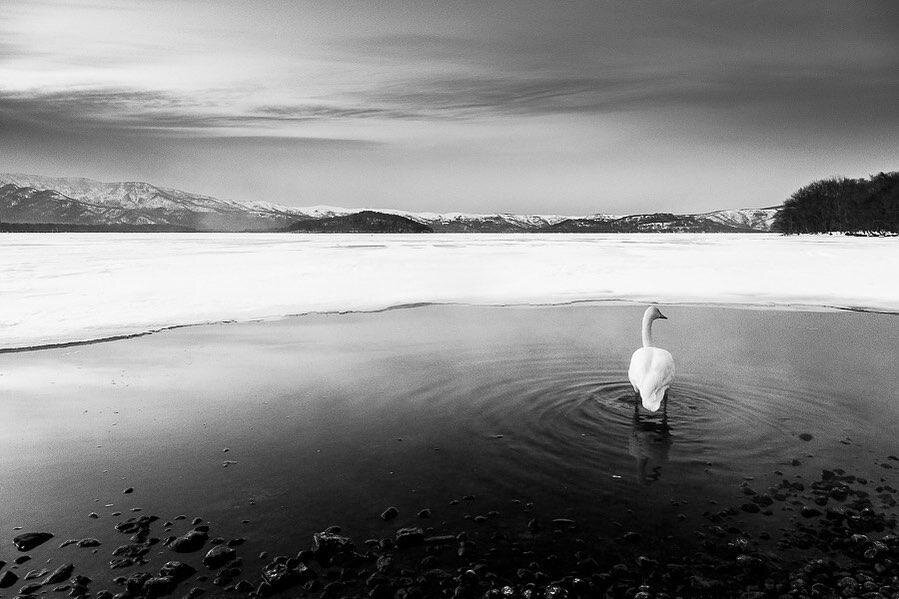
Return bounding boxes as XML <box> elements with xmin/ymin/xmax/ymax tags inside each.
<box><xmin>640</xmin><ymin>388</ymin><xmax>666</xmax><ymax>412</ymax></box>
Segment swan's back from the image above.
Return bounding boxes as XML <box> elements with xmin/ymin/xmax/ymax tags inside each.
<box><xmin>628</xmin><ymin>347</ymin><xmax>675</xmax><ymax>412</ymax></box>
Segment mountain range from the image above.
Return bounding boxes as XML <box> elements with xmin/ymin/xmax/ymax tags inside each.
<box><xmin>0</xmin><ymin>174</ymin><xmax>779</xmax><ymax>233</ymax></box>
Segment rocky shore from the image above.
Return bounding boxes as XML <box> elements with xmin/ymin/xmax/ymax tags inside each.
<box><xmin>2</xmin><ymin>459</ymin><xmax>897</xmax><ymax>599</ymax></box>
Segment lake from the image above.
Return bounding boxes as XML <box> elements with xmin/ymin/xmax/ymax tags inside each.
<box><xmin>1</xmin><ymin>303</ymin><xmax>896</xmax><ymax>598</ymax></box>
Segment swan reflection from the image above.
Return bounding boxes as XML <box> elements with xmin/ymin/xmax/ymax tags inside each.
<box><xmin>627</xmin><ymin>394</ymin><xmax>672</xmax><ymax>484</ymax></box>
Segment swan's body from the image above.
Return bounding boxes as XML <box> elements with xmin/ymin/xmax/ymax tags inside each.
<box><xmin>628</xmin><ymin>306</ymin><xmax>675</xmax><ymax>412</ymax></box>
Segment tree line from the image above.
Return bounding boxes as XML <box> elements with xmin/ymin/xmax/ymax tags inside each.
<box><xmin>773</xmin><ymin>172</ymin><xmax>898</xmax><ymax>234</ymax></box>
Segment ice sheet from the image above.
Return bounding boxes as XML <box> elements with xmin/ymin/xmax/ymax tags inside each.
<box><xmin>0</xmin><ymin>233</ymin><xmax>896</xmax><ymax>349</ymax></box>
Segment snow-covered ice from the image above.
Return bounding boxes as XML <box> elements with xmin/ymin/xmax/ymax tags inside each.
<box><xmin>0</xmin><ymin>233</ymin><xmax>896</xmax><ymax>349</ymax></box>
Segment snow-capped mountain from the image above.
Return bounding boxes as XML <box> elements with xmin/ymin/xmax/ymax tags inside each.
<box><xmin>699</xmin><ymin>207</ymin><xmax>780</xmax><ymax>232</ymax></box>
<box><xmin>0</xmin><ymin>173</ymin><xmax>779</xmax><ymax>232</ymax></box>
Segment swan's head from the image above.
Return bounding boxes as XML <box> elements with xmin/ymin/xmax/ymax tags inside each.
<box><xmin>644</xmin><ymin>305</ymin><xmax>668</xmax><ymax>321</ymax></box>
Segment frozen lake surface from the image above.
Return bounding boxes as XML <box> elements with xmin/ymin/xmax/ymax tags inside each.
<box><xmin>0</xmin><ymin>232</ymin><xmax>896</xmax><ymax>349</ymax></box>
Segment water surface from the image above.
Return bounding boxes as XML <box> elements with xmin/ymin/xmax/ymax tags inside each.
<box><xmin>0</xmin><ymin>304</ymin><xmax>896</xmax><ymax>590</ymax></box>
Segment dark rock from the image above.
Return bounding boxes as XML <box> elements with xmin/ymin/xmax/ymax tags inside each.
<box><xmin>798</xmin><ymin>433</ymin><xmax>814</xmax><ymax>442</ymax></box>
<box><xmin>201</xmin><ymin>545</ymin><xmax>235</xmax><ymax>569</ymax></box>
<box><xmin>158</xmin><ymin>562</ymin><xmax>196</xmax><ymax>582</ymax></box>
<box><xmin>395</xmin><ymin>527</ymin><xmax>425</xmax><ymax>548</ymax></box>
<box><xmin>261</xmin><ymin>560</ymin><xmax>313</xmax><ymax>591</ymax></box>
<box><xmin>169</xmin><ymin>530</ymin><xmax>208</xmax><ymax>553</ymax></box>
<box><xmin>380</xmin><ymin>507</ymin><xmax>399</xmax><ymax>521</ymax></box>
<box><xmin>13</xmin><ymin>532</ymin><xmax>54</xmax><ymax>552</ymax></box>
<box><xmin>0</xmin><ymin>571</ymin><xmax>18</xmax><ymax>588</ymax></box>
<box><xmin>77</xmin><ymin>539</ymin><xmax>101</xmax><ymax>548</ymax></box>
<box><xmin>143</xmin><ymin>576</ymin><xmax>176</xmax><ymax>597</ymax></box>
<box><xmin>123</xmin><ymin>488</ymin><xmax>134</xmax><ymax>494</ymax></box>
<box><xmin>417</xmin><ymin>509</ymin><xmax>432</xmax><ymax>519</ymax></box>
<box><xmin>43</xmin><ymin>563</ymin><xmax>74</xmax><ymax>585</ymax></box>
<box><xmin>20</xmin><ymin>582</ymin><xmax>43</xmax><ymax>594</ymax></box>
<box><xmin>311</xmin><ymin>532</ymin><xmax>355</xmax><ymax>566</ymax></box>
<box><xmin>800</xmin><ymin>507</ymin><xmax>822</xmax><ymax>518</ymax></box>
<box><xmin>740</xmin><ymin>503</ymin><xmax>760</xmax><ymax>514</ymax></box>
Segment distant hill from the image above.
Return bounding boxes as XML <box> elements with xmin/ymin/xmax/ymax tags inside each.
<box><xmin>286</xmin><ymin>210</ymin><xmax>433</xmax><ymax>233</ymax></box>
<box><xmin>0</xmin><ymin>173</ymin><xmax>778</xmax><ymax>233</ymax></box>
<box><xmin>546</xmin><ymin>212</ymin><xmax>771</xmax><ymax>233</ymax></box>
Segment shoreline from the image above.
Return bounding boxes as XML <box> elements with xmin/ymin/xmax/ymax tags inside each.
<box><xmin>2</xmin><ymin>298</ymin><xmax>897</xmax><ymax>354</ymax></box>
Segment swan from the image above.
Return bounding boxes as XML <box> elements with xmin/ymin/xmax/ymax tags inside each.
<box><xmin>628</xmin><ymin>306</ymin><xmax>675</xmax><ymax>412</ymax></box>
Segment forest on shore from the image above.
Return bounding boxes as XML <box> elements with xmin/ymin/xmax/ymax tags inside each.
<box><xmin>772</xmin><ymin>172</ymin><xmax>898</xmax><ymax>234</ymax></box>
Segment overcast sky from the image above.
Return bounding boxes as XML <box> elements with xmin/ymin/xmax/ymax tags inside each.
<box><xmin>1</xmin><ymin>1</ymin><xmax>896</xmax><ymax>214</ymax></box>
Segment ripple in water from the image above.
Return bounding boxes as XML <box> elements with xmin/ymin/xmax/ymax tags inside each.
<box><xmin>400</xmin><ymin>346</ymin><xmax>853</xmax><ymax>501</ymax></box>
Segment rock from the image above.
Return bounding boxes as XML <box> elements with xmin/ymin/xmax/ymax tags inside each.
<box><xmin>77</xmin><ymin>539</ymin><xmax>101</xmax><ymax>548</ymax></box>
<box><xmin>13</xmin><ymin>532</ymin><xmax>54</xmax><ymax>551</ymax></box>
<box><xmin>380</xmin><ymin>507</ymin><xmax>399</xmax><ymax>521</ymax></box>
<box><xmin>43</xmin><ymin>563</ymin><xmax>75</xmax><ymax>585</ymax></box>
<box><xmin>170</xmin><ymin>530</ymin><xmax>208</xmax><ymax>553</ymax></box>
<box><xmin>88</xmin><ymin>513</ymin><xmax>99</xmax><ymax>519</ymax></box>
<box><xmin>201</xmin><ymin>545</ymin><xmax>236</xmax><ymax>569</ymax></box>
<box><xmin>417</xmin><ymin>508</ymin><xmax>432</xmax><ymax>519</ymax></box>
<box><xmin>740</xmin><ymin>503</ymin><xmax>760</xmax><ymax>514</ymax></box>
<box><xmin>123</xmin><ymin>488</ymin><xmax>134</xmax><ymax>494</ymax></box>
<box><xmin>261</xmin><ymin>561</ymin><xmax>313</xmax><ymax>591</ymax></box>
<box><xmin>798</xmin><ymin>433</ymin><xmax>814</xmax><ymax>442</ymax></box>
<box><xmin>311</xmin><ymin>532</ymin><xmax>355</xmax><ymax>566</ymax></box>
<box><xmin>15</xmin><ymin>555</ymin><xmax>32</xmax><ymax>564</ymax></box>
<box><xmin>20</xmin><ymin>582</ymin><xmax>43</xmax><ymax>594</ymax></box>
<box><xmin>0</xmin><ymin>571</ymin><xmax>18</xmax><ymax>588</ymax></box>
<box><xmin>158</xmin><ymin>561</ymin><xmax>196</xmax><ymax>582</ymax></box>
<box><xmin>395</xmin><ymin>527</ymin><xmax>425</xmax><ymax>548</ymax></box>
<box><xmin>143</xmin><ymin>576</ymin><xmax>176</xmax><ymax>597</ymax></box>
<box><xmin>800</xmin><ymin>507</ymin><xmax>822</xmax><ymax>518</ymax></box>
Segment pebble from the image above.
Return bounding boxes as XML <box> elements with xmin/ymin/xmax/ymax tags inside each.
<box><xmin>202</xmin><ymin>545</ymin><xmax>236</xmax><ymax>569</ymax></box>
<box><xmin>0</xmin><ymin>571</ymin><xmax>17</xmax><ymax>588</ymax></box>
<box><xmin>42</xmin><ymin>563</ymin><xmax>74</xmax><ymax>584</ymax></box>
<box><xmin>13</xmin><ymin>532</ymin><xmax>54</xmax><ymax>552</ymax></box>
<box><xmin>170</xmin><ymin>530</ymin><xmax>209</xmax><ymax>553</ymax></box>
<box><xmin>380</xmin><ymin>506</ymin><xmax>399</xmax><ymax>521</ymax></box>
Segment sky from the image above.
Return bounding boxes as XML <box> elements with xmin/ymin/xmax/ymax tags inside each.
<box><xmin>0</xmin><ymin>1</ymin><xmax>896</xmax><ymax>214</ymax></box>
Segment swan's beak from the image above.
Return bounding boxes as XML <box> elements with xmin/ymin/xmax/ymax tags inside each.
<box><xmin>657</xmin><ymin>312</ymin><xmax>668</xmax><ymax>320</ymax></box>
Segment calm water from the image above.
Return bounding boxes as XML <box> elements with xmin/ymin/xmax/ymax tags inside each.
<box><xmin>0</xmin><ymin>304</ymin><xmax>896</xmax><ymax>589</ymax></box>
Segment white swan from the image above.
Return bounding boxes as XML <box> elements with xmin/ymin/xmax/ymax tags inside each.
<box><xmin>628</xmin><ymin>306</ymin><xmax>675</xmax><ymax>412</ymax></box>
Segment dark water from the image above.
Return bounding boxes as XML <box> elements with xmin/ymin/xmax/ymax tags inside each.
<box><xmin>0</xmin><ymin>304</ymin><xmax>896</xmax><ymax>590</ymax></box>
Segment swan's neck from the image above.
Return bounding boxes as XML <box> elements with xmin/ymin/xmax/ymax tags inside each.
<box><xmin>642</xmin><ymin>313</ymin><xmax>654</xmax><ymax>348</ymax></box>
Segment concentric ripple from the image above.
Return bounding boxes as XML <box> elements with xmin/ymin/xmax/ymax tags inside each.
<box><xmin>397</xmin><ymin>343</ymin><xmax>861</xmax><ymax>497</ymax></box>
